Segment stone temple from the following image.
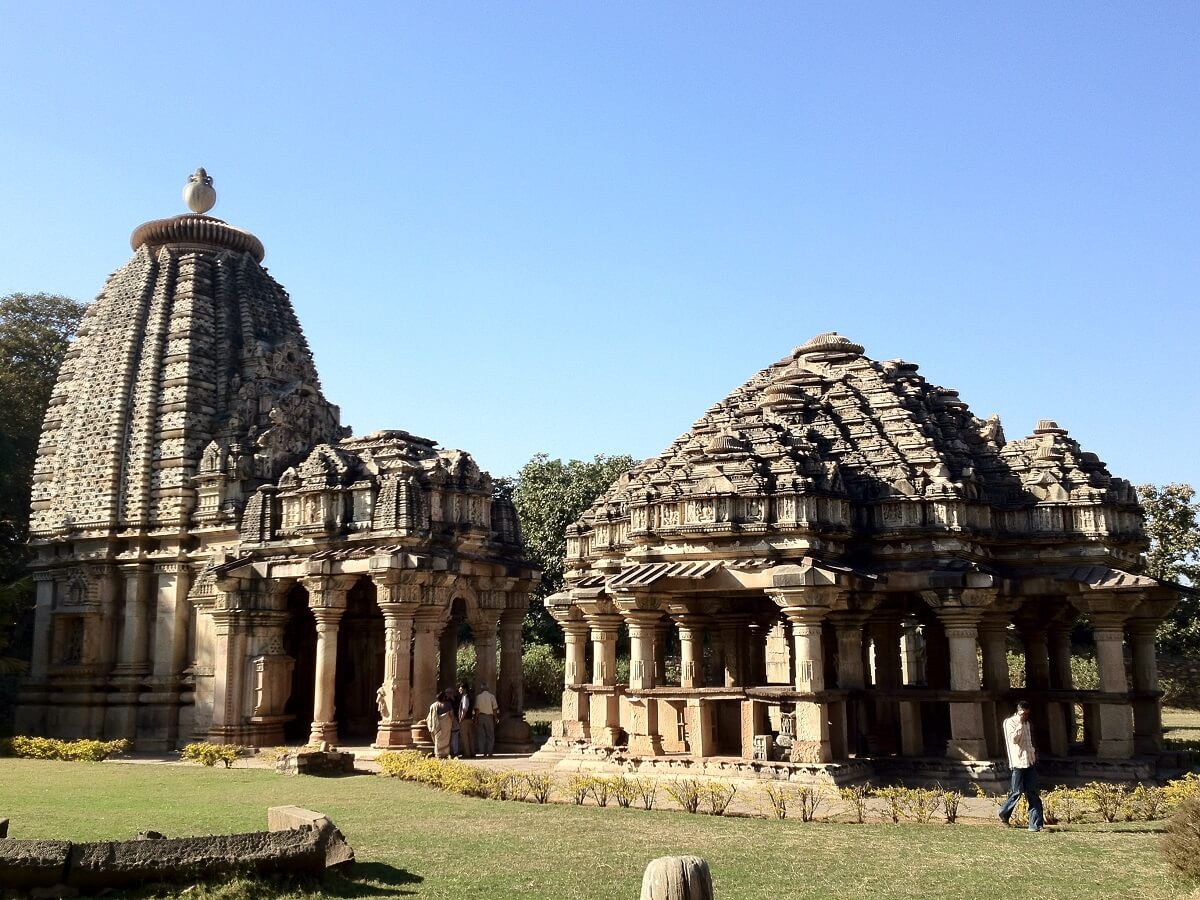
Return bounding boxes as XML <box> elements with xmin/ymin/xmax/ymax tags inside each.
<box><xmin>547</xmin><ymin>332</ymin><xmax>1182</xmax><ymax>783</ymax></box>
<box><xmin>17</xmin><ymin>170</ymin><xmax>539</xmax><ymax>751</ymax></box>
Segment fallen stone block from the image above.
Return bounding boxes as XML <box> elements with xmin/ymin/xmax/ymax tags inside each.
<box><xmin>267</xmin><ymin>806</ymin><xmax>354</xmax><ymax>869</ymax></box>
<box><xmin>0</xmin><ymin>839</ymin><xmax>72</xmax><ymax>889</ymax></box>
<box><xmin>66</xmin><ymin>829</ymin><xmax>326</xmax><ymax>891</ymax></box>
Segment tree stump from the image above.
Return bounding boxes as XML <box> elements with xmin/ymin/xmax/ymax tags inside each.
<box><xmin>639</xmin><ymin>855</ymin><xmax>714</xmax><ymax>900</ymax></box>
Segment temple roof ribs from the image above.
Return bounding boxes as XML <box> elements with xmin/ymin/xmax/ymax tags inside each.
<box><xmin>560</xmin><ymin>331</ymin><xmax>1163</xmax><ymax>607</ymax></box>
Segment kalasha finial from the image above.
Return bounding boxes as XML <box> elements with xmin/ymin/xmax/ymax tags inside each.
<box><xmin>183</xmin><ymin>167</ymin><xmax>216</xmax><ymax>214</ymax></box>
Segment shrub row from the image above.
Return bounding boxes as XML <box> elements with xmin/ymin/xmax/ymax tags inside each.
<box><xmin>179</xmin><ymin>742</ymin><xmax>250</xmax><ymax>768</ymax></box>
<box><xmin>971</xmin><ymin>773</ymin><xmax>1200</xmax><ymax>826</ymax></box>
<box><xmin>0</xmin><ymin>735</ymin><xmax>129</xmax><ymax>761</ymax></box>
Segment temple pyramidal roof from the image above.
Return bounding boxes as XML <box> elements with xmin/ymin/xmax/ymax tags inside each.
<box><xmin>569</xmin><ymin>331</ymin><xmax>1145</xmax><ymax>573</ymax></box>
<box><xmin>592</xmin><ymin>332</ymin><xmax>1131</xmax><ymax>510</ymax></box>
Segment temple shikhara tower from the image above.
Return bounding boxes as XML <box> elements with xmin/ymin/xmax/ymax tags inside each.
<box><xmin>547</xmin><ymin>332</ymin><xmax>1182</xmax><ymax>783</ymax></box>
<box><xmin>18</xmin><ymin>171</ymin><xmax>538</xmax><ymax>751</ymax></box>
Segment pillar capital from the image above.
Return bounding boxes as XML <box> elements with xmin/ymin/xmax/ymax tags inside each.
<box><xmin>768</xmin><ymin>585</ymin><xmax>844</xmax><ymax>613</ymax></box>
<box><xmin>302</xmin><ymin>574</ymin><xmax>357</xmax><ymax>610</ymax></box>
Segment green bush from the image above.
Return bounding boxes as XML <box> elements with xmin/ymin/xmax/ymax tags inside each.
<box><xmin>703</xmin><ymin>781</ymin><xmax>737</xmax><ymax>816</ymax></box>
<box><xmin>1005</xmin><ymin>652</ymin><xmax>1099</xmax><ymax>690</ymax></box>
<box><xmin>377</xmin><ymin>749</ymin><xmax>494</xmax><ymax>798</ymax></box>
<box><xmin>523</xmin><ymin>643</ymin><xmax>565</xmax><ymax>707</ymax></box>
<box><xmin>0</xmin><ymin>736</ymin><xmax>129</xmax><ymax>761</ymax></box>
<box><xmin>180</xmin><ymin>742</ymin><xmax>247</xmax><ymax>768</ymax></box>
<box><xmin>1162</xmin><ymin>797</ymin><xmax>1200</xmax><ymax>878</ymax></box>
<box><xmin>529</xmin><ymin>720</ymin><xmax>552</xmax><ymax>737</ymax></box>
<box><xmin>839</xmin><ymin>783</ymin><xmax>870</xmax><ymax>824</ymax></box>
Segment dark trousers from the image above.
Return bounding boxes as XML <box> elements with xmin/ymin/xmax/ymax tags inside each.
<box><xmin>999</xmin><ymin>766</ymin><xmax>1044</xmax><ymax>830</ymax></box>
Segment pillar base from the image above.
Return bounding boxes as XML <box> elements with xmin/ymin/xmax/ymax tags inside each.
<box><xmin>1096</xmin><ymin>738</ymin><xmax>1135</xmax><ymax>760</ymax></box>
<box><xmin>945</xmin><ymin>738</ymin><xmax>989</xmax><ymax>761</ymax></box>
<box><xmin>410</xmin><ymin>722</ymin><xmax>433</xmax><ymax>749</ymax></box>
<box><xmin>497</xmin><ymin>715</ymin><xmax>535</xmax><ymax>751</ymax></box>
<box><xmin>628</xmin><ymin>734</ymin><xmax>665</xmax><ymax>757</ymax></box>
<box><xmin>900</xmin><ymin>701</ymin><xmax>923</xmax><ymax>756</ymax></box>
<box><xmin>309</xmin><ymin>721</ymin><xmax>338</xmax><ymax>747</ymax></box>
<box><xmin>374</xmin><ymin>723</ymin><xmax>414</xmax><ymax>748</ymax></box>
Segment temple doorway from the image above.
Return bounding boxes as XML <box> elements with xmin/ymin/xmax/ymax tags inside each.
<box><xmin>335</xmin><ymin>578</ymin><xmax>385</xmax><ymax>741</ymax></box>
<box><xmin>283</xmin><ymin>583</ymin><xmax>316</xmax><ymax>743</ymax></box>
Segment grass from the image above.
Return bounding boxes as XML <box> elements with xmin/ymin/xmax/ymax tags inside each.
<box><xmin>1</xmin><ymin>759</ymin><xmax>1198</xmax><ymax>900</ymax></box>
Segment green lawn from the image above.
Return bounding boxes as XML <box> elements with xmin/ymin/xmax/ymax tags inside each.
<box><xmin>1</xmin><ymin>760</ymin><xmax>1196</xmax><ymax>900</ymax></box>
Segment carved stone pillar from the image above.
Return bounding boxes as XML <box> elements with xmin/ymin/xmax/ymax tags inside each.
<box><xmin>869</xmin><ymin>610</ymin><xmax>903</xmax><ymax>755</ymax></box>
<box><xmin>304</xmin><ymin>575</ymin><xmax>353</xmax><ymax>746</ymax></box>
<box><xmin>309</xmin><ymin>607</ymin><xmax>344</xmax><ymax>746</ymax></box>
<box><xmin>785</xmin><ymin>606</ymin><xmax>832</xmax><ymax>762</ymax></box>
<box><xmin>560</xmin><ymin>620</ymin><xmax>590</xmax><ymax>740</ymax></box>
<box><xmin>206</xmin><ymin>606</ymin><xmax>247</xmax><ymax>745</ymax></box>
<box><xmin>28</xmin><ymin>572</ymin><xmax>55</xmax><ymax>680</ymax></box>
<box><xmin>652</xmin><ymin>620</ymin><xmax>668</xmax><ymax>686</ymax></box>
<box><xmin>939</xmin><ymin>610</ymin><xmax>988</xmax><ymax>761</ymax></box>
<box><xmin>373</xmin><ymin>576</ymin><xmax>419</xmax><ymax>749</ymax></box>
<box><xmin>1092</xmin><ymin>612</ymin><xmax>1134</xmax><ymax>759</ymax></box>
<box><xmin>707</xmin><ymin>627</ymin><xmax>725</xmax><ymax>687</ymax></box>
<box><xmin>114</xmin><ymin>563</ymin><xmax>152</xmax><ymax>676</ymax></box>
<box><xmin>624</xmin><ymin>608</ymin><xmax>665</xmax><ymax>756</ymax></box>
<box><xmin>900</xmin><ymin>619</ymin><xmax>924</xmax><ymax>686</ymax></box>
<box><xmin>1047</xmin><ymin>618</ymin><xmax>1077</xmax><ymax>747</ymax></box>
<box><xmin>978</xmin><ymin>612</ymin><xmax>1011</xmax><ymax>757</ymax></box>
<box><xmin>564</xmin><ymin>621</ymin><xmax>588</xmax><ymax>688</ymax></box>
<box><xmin>830</xmin><ymin>611</ymin><xmax>868</xmax><ymax>757</ymax></box>
<box><xmin>497</xmin><ymin>606</ymin><xmax>533</xmax><ymax>749</ymax></box>
<box><xmin>1129</xmin><ymin>618</ymin><xmax>1162</xmax><ymax>755</ymax></box>
<box><xmin>411</xmin><ymin>607</ymin><xmax>448</xmax><ymax>747</ymax></box>
<box><xmin>675</xmin><ymin>614</ymin><xmax>707</xmax><ymax>689</ymax></box>
<box><xmin>1018</xmin><ymin>617</ymin><xmax>1067</xmax><ymax>755</ymax></box>
<box><xmin>472</xmin><ymin>610</ymin><xmax>500</xmax><ymax>695</ymax></box>
<box><xmin>718</xmin><ymin>613</ymin><xmax>748</xmax><ymax>687</ymax></box>
<box><xmin>587</xmin><ymin>613</ymin><xmax>623</xmax><ymax>747</ymax></box>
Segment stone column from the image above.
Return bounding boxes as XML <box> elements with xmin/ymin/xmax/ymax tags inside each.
<box><xmin>830</xmin><ymin>611</ymin><xmax>868</xmax><ymax>757</ymax></box>
<box><xmin>559</xmin><ymin>620</ymin><xmax>591</xmax><ymax>740</ymax></box>
<box><xmin>869</xmin><ymin>611</ymin><xmax>903</xmax><ymax>755</ymax></box>
<box><xmin>564</xmin><ymin>621</ymin><xmax>588</xmax><ymax>687</ymax></box>
<box><xmin>707</xmin><ymin>627</ymin><xmax>725</xmax><ymax>687</ymax></box>
<box><xmin>472</xmin><ymin>610</ymin><xmax>499</xmax><ymax>694</ymax></box>
<box><xmin>1129</xmin><ymin>618</ymin><xmax>1163</xmax><ymax>755</ymax></box>
<box><xmin>587</xmin><ymin>613</ymin><xmax>623</xmax><ymax>747</ymax></box>
<box><xmin>206</xmin><ymin>607</ymin><xmax>247</xmax><ymax>745</ymax></box>
<box><xmin>901</xmin><ymin>619</ymin><xmax>924</xmax><ymax>685</ymax></box>
<box><xmin>28</xmin><ymin>572</ymin><xmax>55</xmax><ymax>679</ymax></box>
<box><xmin>675</xmin><ymin>615</ymin><xmax>706</xmax><ymax>689</ymax></box>
<box><xmin>1018</xmin><ymin>618</ymin><xmax>1068</xmax><ymax>755</ymax></box>
<box><xmin>411</xmin><ymin>608</ymin><xmax>449</xmax><ymax>747</ymax></box>
<box><xmin>1048</xmin><ymin>618</ymin><xmax>1077</xmax><ymax>747</ymax></box>
<box><xmin>939</xmin><ymin>611</ymin><xmax>988</xmax><ymax>760</ymax></box>
<box><xmin>373</xmin><ymin>578</ymin><xmax>419</xmax><ymax>748</ymax></box>
<box><xmin>782</xmin><ymin>605</ymin><xmax>832</xmax><ymax>762</ymax></box>
<box><xmin>309</xmin><ymin>607</ymin><xmax>344</xmax><ymax>746</ymax></box>
<box><xmin>114</xmin><ymin>563</ymin><xmax>152</xmax><ymax>676</ymax></box>
<box><xmin>1092</xmin><ymin>613</ymin><xmax>1134</xmax><ymax>759</ymax></box>
<box><xmin>624</xmin><ymin>609</ymin><xmax>664</xmax><ymax>756</ymax></box>
<box><xmin>652</xmin><ymin>620</ymin><xmax>668</xmax><ymax>686</ymax></box>
<box><xmin>303</xmin><ymin>575</ymin><xmax>355</xmax><ymax>746</ymax></box>
<box><xmin>978</xmin><ymin>612</ymin><xmax>1011</xmax><ymax>757</ymax></box>
<box><xmin>497</xmin><ymin>607</ymin><xmax>533</xmax><ymax>749</ymax></box>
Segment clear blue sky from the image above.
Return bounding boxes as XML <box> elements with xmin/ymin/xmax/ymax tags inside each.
<box><xmin>1</xmin><ymin>2</ymin><xmax>1196</xmax><ymax>486</ymax></box>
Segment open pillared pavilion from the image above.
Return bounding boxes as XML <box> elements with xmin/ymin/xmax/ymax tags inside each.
<box><xmin>547</xmin><ymin>333</ymin><xmax>1184</xmax><ymax>784</ymax></box>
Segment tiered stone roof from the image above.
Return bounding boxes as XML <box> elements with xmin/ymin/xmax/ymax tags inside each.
<box><xmin>567</xmin><ymin>333</ymin><xmax>1144</xmax><ymax>577</ymax></box>
<box><xmin>30</xmin><ymin>210</ymin><xmax>342</xmax><ymax>538</ymax></box>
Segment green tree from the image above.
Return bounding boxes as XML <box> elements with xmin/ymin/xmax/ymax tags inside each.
<box><xmin>0</xmin><ymin>292</ymin><xmax>86</xmax><ymax>654</ymax></box>
<box><xmin>1136</xmin><ymin>483</ymin><xmax>1200</xmax><ymax>654</ymax></box>
<box><xmin>510</xmin><ymin>453</ymin><xmax>636</xmax><ymax>646</ymax></box>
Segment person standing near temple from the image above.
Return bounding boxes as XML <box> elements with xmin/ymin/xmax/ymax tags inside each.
<box><xmin>474</xmin><ymin>682</ymin><xmax>499</xmax><ymax>757</ymax></box>
<box><xmin>456</xmin><ymin>682</ymin><xmax>475</xmax><ymax>758</ymax></box>
<box><xmin>999</xmin><ymin>700</ymin><xmax>1044</xmax><ymax>831</ymax></box>
<box><xmin>426</xmin><ymin>690</ymin><xmax>455</xmax><ymax>759</ymax></box>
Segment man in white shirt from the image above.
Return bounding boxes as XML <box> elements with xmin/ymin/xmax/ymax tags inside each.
<box><xmin>998</xmin><ymin>701</ymin><xmax>1045</xmax><ymax>831</ymax></box>
<box><xmin>473</xmin><ymin>683</ymin><xmax>499</xmax><ymax>757</ymax></box>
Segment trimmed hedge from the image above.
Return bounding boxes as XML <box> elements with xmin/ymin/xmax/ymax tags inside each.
<box><xmin>0</xmin><ymin>735</ymin><xmax>129</xmax><ymax>761</ymax></box>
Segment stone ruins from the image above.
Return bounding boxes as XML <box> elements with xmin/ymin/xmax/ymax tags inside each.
<box><xmin>16</xmin><ymin>170</ymin><xmax>539</xmax><ymax>751</ymax></box>
<box><xmin>547</xmin><ymin>332</ymin><xmax>1182</xmax><ymax>783</ymax></box>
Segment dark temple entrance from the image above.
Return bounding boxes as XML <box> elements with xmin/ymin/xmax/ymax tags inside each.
<box><xmin>335</xmin><ymin>578</ymin><xmax>385</xmax><ymax>741</ymax></box>
<box><xmin>283</xmin><ymin>583</ymin><xmax>316</xmax><ymax>743</ymax></box>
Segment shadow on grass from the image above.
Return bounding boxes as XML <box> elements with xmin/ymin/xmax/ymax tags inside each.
<box><xmin>323</xmin><ymin>863</ymin><xmax>424</xmax><ymax>896</ymax></box>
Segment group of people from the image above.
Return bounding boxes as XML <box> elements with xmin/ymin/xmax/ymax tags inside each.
<box><xmin>426</xmin><ymin>681</ymin><xmax>499</xmax><ymax>760</ymax></box>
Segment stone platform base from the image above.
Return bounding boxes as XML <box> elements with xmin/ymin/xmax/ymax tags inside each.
<box><xmin>552</xmin><ymin>744</ymin><xmax>873</xmax><ymax>786</ymax></box>
<box><xmin>276</xmin><ymin>749</ymin><xmax>357</xmax><ymax>776</ymax></box>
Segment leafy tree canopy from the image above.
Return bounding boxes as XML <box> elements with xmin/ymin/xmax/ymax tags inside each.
<box><xmin>0</xmin><ymin>292</ymin><xmax>86</xmax><ymax>653</ymax></box>
<box><xmin>1136</xmin><ymin>482</ymin><xmax>1200</xmax><ymax>655</ymax></box>
<box><xmin>508</xmin><ymin>453</ymin><xmax>636</xmax><ymax>646</ymax></box>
